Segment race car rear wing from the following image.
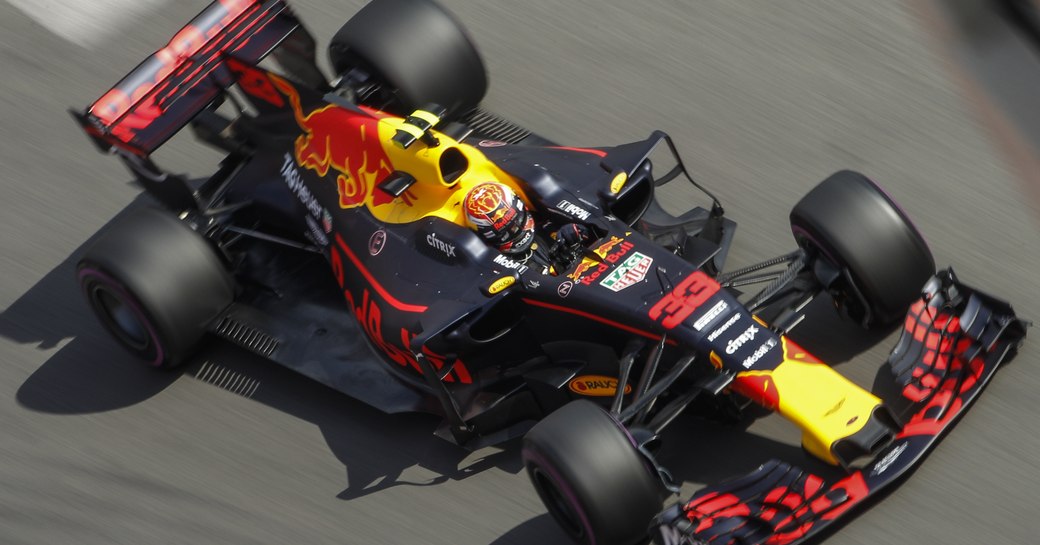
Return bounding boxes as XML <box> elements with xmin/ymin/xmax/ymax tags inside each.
<box><xmin>70</xmin><ymin>0</ymin><xmax>324</xmax><ymax>158</ymax></box>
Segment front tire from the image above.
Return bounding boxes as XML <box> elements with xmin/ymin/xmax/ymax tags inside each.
<box><xmin>522</xmin><ymin>401</ymin><xmax>665</xmax><ymax>545</ymax></box>
<box><xmin>790</xmin><ymin>170</ymin><xmax>935</xmax><ymax>327</ymax></box>
<box><xmin>77</xmin><ymin>208</ymin><xmax>234</xmax><ymax>368</ymax></box>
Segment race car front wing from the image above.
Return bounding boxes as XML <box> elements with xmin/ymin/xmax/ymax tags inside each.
<box><xmin>651</xmin><ymin>268</ymin><xmax>1028</xmax><ymax>545</ymax></box>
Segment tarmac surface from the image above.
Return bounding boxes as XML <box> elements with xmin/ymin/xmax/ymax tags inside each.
<box><xmin>2</xmin><ymin>1</ymin><xmax>1038</xmax><ymax>544</ymax></box>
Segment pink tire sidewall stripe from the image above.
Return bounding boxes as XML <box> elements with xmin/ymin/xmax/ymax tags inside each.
<box><xmin>78</xmin><ymin>267</ymin><xmax>165</xmax><ymax>367</ymax></box>
<box><xmin>522</xmin><ymin>447</ymin><xmax>597</xmax><ymax>545</ymax></box>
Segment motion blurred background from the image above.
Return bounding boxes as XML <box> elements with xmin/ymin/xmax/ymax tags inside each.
<box><xmin>2</xmin><ymin>0</ymin><xmax>1038</xmax><ymax>544</ymax></box>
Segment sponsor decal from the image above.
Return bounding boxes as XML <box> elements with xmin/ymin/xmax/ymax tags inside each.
<box><xmin>741</xmin><ymin>337</ymin><xmax>778</xmax><ymax>368</ymax></box>
<box><xmin>368</xmin><ymin>230</ymin><xmax>386</xmax><ymax>256</ymax></box>
<box><xmin>591</xmin><ymin>236</ymin><xmax>625</xmax><ymax>257</ymax></box>
<box><xmin>568</xmin><ymin>237</ymin><xmax>633</xmax><ymax>284</ymax></box>
<box><xmin>426</xmin><ymin>232</ymin><xmax>456</xmax><ymax>257</ymax></box>
<box><xmin>568</xmin><ymin>375</ymin><xmax>633</xmax><ymax>397</ymax></box>
<box><xmin>609</xmin><ymin>172</ymin><xmax>627</xmax><ymax>194</ymax></box>
<box><xmin>727</xmin><ymin>325</ymin><xmax>760</xmax><ymax>355</ymax></box>
<box><xmin>493</xmin><ymin>253</ymin><xmax>529</xmax><ymax>275</ymax></box>
<box><xmin>693</xmin><ymin>300</ymin><xmax>728</xmax><ymax>332</ymax></box>
<box><xmin>557</xmin><ymin>281</ymin><xmax>573</xmax><ymax>298</ymax></box>
<box><xmin>504</xmin><ymin>226</ymin><xmax>534</xmax><ymax>253</ymax></box>
<box><xmin>478</xmin><ymin>139</ymin><xmax>507</xmax><ymax>147</ymax></box>
<box><xmin>269</xmin><ymin>75</ymin><xmax>403</xmax><ymax>210</ymax></box>
<box><xmin>599</xmin><ymin>252</ymin><xmax>653</xmax><ymax>292</ymax></box>
<box><xmin>488</xmin><ymin>276</ymin><xmax>515</xmax><ymax>295</ymax></box>
<box><xmin>526</xmin><ymin>280</ymin><xmax>540</xmax><ymax>289</ymax></box>
<box><xmin>280</xmin><ymin>153</ymin><xmax>324</xmax><ymax>220</ymax></box>
<box><xmin>870</xmin><ymin>443</ymin><xmax>908</xmax><ymax>477</ymax></box>
<box><xmin>304</xmin><ymin>215</ymin><xmax>328</xmax><ymax>247</ymax></box>
<box><xmin>707</xmin><ymin>313</ymin><xmax>740</xmax><ymax>342</ymax></box>
<box><xmin>556</xmin><ymin>199</ymin><xmax>591</xmax><ymax>221</ymax></box>
<box><xmin>329</xmin><ymin>241</ymin><xmax>471</xmax><ymax>383</ymax></box>
<box><xmin>568</xmin><ymin>263</ymin><xmax>594</xmax><ymax>282</ymax></box>
<box><xmin>649</xmin><ymin>271</ymin><xmax>721</xmax><ymax>329</ymax></box>
<box><xmin>488</xmin><ymin>205</ymin><xmax>518</xmax><ymax>230</ymax></box>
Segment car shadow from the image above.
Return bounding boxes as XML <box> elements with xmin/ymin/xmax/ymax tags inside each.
<box><xmin>488</xmin><ymin>513</ymin><xmax>573</xmax><ymax>545</ymax></box>
<box><xmin>5</xmin><ymin>210</ymin><xmax>183</xmax><ymax>414</ymax></box>
<box><xmin>6</xmin><ymin>198</ymin><xmax>523</xmax><ymax>505</ymax></box>
<box><xmin>188</xmin><ymin>341</ymin><xmax>525</xmax><ymax>501</ymax></box>
<box><xmin>783</xmin><ymin>294</ymin><xmax>898</xmax><ymax>366</ymax></box>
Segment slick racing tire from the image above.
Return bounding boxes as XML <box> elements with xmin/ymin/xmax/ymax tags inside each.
<box><xmin>522</xmin><ymin>401</ymin><xmax>665</xmax><ymax>545</ymax></box>
<box><xmin>999</xmin><ymin>0</ymin><xmax>1040</xmax><ymax>45</ymax></box>
<box><xmin>790</xmin><ymin>170</ymin><xmax>935</xmax><ymax>328</ymax></box>
<box><xmin>77</xmin><ymin>208</ymin><xmax>234</xmax><ymax>369</ymax></box>
<box><xmin>328</xmin><ymin>0</ymin><xmax>487</xmax><ymax>118</ymax></box>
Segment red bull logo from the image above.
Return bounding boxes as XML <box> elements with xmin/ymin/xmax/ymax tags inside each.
<box><xmin>491</xmin><ymin>207</ymin><xmax>516</xmax><ymax>229</ymax></box>
<box><xmin>566</xmin><ymin>236</ymin><xmax>629</xmax><ymax>283</ymax></box>
<box><xmin>269</xmin><ymin>74</ymin><xmax>395</xmax><ymax>209</ymax></box>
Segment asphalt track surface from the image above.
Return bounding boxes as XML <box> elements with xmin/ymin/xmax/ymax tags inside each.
<box><xmin>2</xmin><ymin>1</ymin><xmax>1039</xmax><ymax>544</ymax></box>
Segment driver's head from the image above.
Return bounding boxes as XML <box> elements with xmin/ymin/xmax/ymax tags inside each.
<box><xmin>464</xmin><ymin>182</ymin><xmax>534</xmax><ymax>254</ymax></box>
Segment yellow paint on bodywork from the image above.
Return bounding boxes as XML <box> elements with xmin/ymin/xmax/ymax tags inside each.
<box><xmin>393</xmin><ymin>122</ymin><xmax>425</xmax><ymax>142</ymax></box>
<box><xmin>772</xmin><ymin>361</ymin><xmax>881</xmax><ymax>464</ymax></box>
<box><xmin>737</xmin><ymin>338</ymin><xmax>883</xmax><ymax>465</ymax></box>
<box><xmin>487</xmin><ymin>276</ymin><xmax>515</xmax><ymax>294</ymax></box>
<box><xmin>270</xmin><ymin>73</ymin><xmax>526</xmax><ymax>225</ymax></box>
<box><xmin>609</xmin><ymin>172</ymin><xmax>627</xmax><ymax>194</ymax></box>
<box><xmin>410</xmin><ymin>109</ymin><xmax>441</xmax><ymax>126</ymax></box>
<box><xmin>368</xmin><ymin>117</ymin><xmax>531</xmax><ymax>226</ymax></box>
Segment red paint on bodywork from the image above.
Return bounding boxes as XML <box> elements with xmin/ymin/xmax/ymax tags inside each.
<box><xmin>271</xmin><ymin>76</ymin><xmax>395</xmax><ymax>209</ymax></box>
<box><xmin>648</xmin><ymin>271</ymin><xmax>720</xmax><ymax>329</ymax></box>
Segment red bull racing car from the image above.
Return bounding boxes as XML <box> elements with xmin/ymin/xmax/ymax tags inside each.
<box><xmin>71</xmin><ymin>1</ymin><xmax>1028</xmax><ymax>544</ymax></box>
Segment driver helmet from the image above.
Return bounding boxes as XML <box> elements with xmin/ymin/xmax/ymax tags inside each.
<box><xmin>464</xmin><ymin>182</ymin><xmax>535</xmax><ymax>254</ymax></box>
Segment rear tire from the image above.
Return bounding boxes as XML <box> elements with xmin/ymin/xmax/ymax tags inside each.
<box><xmin>77</xmin><ymin>208</ymin><xmax>234</xmax><ymax>368</ymax></box>
<box><xmin>328</xmin><ymin>0</ymin><xmax>487</xmax><ymax>118</ymax></box>
<box><xmin>790</xmin><ymin>170</ymin><xmax>934</xmax><ymax>327</ymax></box>
<box><xmin>522</xmin><ymin>401</ymin><xmax>665</xmax><ymax>545</ymax></box>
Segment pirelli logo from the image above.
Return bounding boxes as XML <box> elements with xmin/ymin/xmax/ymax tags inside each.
<box><xmin>693</xmin><ymin>300</ymin><xmax>728</xmax><ymax>331</ymax></box>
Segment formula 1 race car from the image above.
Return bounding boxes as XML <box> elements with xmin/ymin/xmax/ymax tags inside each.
<box><xmin>71</xmin><ymin>1</ymin><xmax>1028</xmax><ymax>545</ymax></box>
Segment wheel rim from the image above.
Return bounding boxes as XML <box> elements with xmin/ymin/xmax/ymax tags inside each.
<box><xmin>532</xmin><ymin>467</ymin><xmax>585</xmax><ymax>541</ymax></box>
<box><xmin>93</xmin><ymin>286</ymin><xmax>150</xmax><ymax>350</ymax></box>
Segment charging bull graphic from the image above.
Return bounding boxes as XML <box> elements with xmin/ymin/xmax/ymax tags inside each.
<box><xmin>269</xmin><ymin>75</ymin><xmax>395</xmax><ymax>209</ymax></box>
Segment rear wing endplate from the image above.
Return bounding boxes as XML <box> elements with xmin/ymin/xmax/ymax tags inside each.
<box><xmin>71</xmin><ymin>0</ymin><xmax>324</xmax><ymax>157</ymax></box>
